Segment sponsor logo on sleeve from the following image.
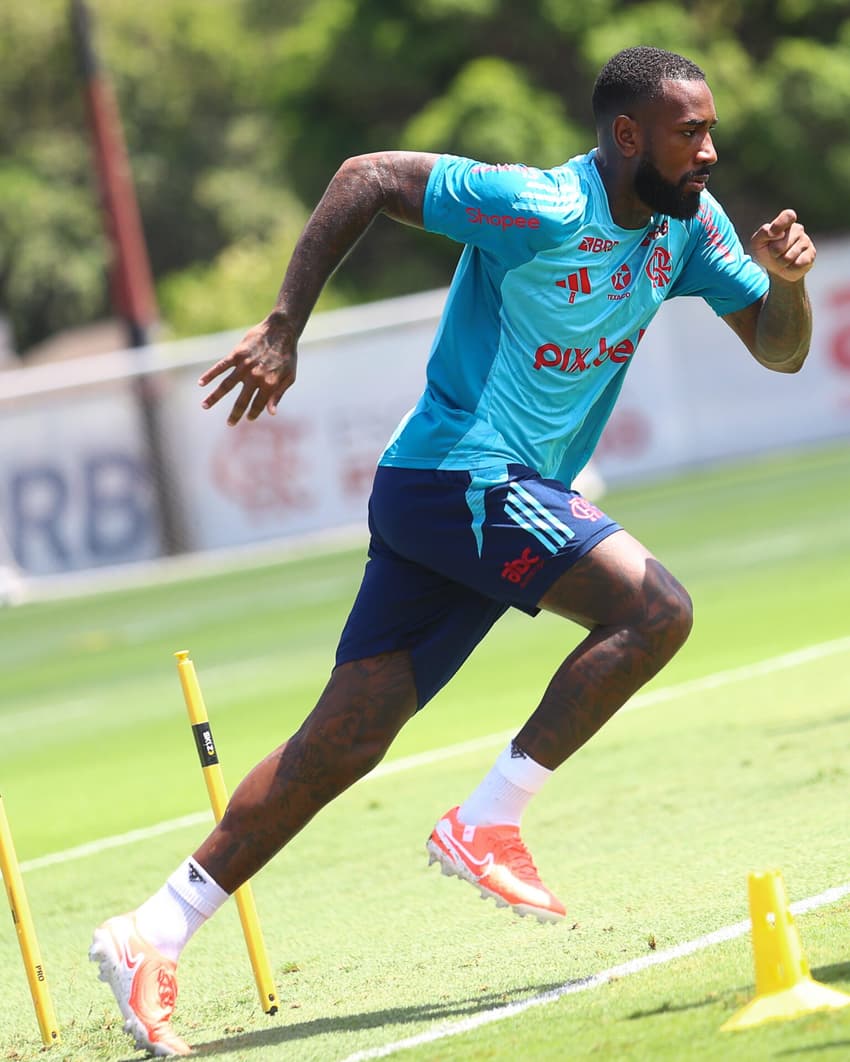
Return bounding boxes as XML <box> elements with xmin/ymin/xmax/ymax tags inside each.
<box><xmin>470</xmin><ymin>163</ymin><xmax>530</xmax><ymax>174</ymax></box>
<box><xmin>465</xmin><ymin>206</ymin><xmax>540</xmax><ymax>230</ymax></box>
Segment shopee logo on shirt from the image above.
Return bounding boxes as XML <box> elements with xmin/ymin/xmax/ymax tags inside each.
<box><xmin>465</xmin><ymin>206</ymin><xmax>540</xmax><ymax>230</ymax></box>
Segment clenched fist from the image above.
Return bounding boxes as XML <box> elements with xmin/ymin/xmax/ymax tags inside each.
<box><xmin>750</xmin><ymin>209</ymin><xmax>816</xmax><ymax>283</ymax></box>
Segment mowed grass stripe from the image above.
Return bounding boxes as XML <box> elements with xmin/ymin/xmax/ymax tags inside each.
<box><xmin>2</xmin><ymin>444</ymin><xmax>849</xmax><ymax>1060</ymax></box>
<box><xmin>19</xmin><ymin>632</ymin><xmax>850</xmax><ymax>875</ymax></box>
<box><xmin>339</xmin><ymin>882</ymin><xmax>850</xmax><ymax>1062</ymax></box>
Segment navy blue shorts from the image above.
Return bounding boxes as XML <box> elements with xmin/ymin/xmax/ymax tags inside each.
<box><xmin>335</xmin><ymin>464</ymin><xmax>621</xmax><ymax>708</ymax></box>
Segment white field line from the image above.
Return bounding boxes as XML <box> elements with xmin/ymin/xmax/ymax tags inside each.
<box><xmin>621</xmin><ymin>632</ymin><xmax>850</xmax><ymax>712</ymax></box>
<box><xmin>339</xmin><ymin>880</ymin><xmax>850</xmax><ymax>1062</ymax></box>
<box><xmin>19</xmin><ymin>633</ymin><xmax>850</xmax><ymax>875</ymax></box>
<box><xmin>20</xmin><ymin>812</ymin><xmax>214</xmax><ymax>872</ymax></box>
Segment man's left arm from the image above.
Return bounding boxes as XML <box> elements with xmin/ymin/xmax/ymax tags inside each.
<box><xmin>722</xmin><ymin>209</ymin><xmax>816</xmax><ymax>373</ymax></box>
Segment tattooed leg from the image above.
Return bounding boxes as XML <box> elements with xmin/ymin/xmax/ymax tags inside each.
<box><xmin>193</xmin><ymin>650</ymin><xmax>418</xmax><ymax>893</ymax></box>
<box><xmin>515</xmin><ymin>530</ymin><xmax>693</xmax><ymax>770</ymax></box>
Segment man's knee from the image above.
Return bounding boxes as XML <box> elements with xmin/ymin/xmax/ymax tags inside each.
<box><xmin>668</xmin><ymin>582</ymin><xmax>694</xmax><ymax>649</ymax></box>
<box><xmin>643</xmin><ymin>564</ymin><xmax>693</xmax><ymax>658</ymax></box>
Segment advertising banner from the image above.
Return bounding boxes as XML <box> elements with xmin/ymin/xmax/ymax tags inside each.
<box><xmin>0</xmin><ymin>247</ymin><xmax>847</xmax><ymax>577</ymax></box>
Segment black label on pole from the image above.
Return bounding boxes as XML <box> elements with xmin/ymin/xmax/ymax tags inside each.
<box><xmin>191</xmin><ymin>722</ymin><xmax>219</xmax><ymax>766</ymax></box>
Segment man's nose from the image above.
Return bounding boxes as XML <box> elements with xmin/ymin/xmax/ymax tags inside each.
<box><xmin>697</xmin><ymin>133</ymin><xmax>717</xmax><ymax>166</ymax></box>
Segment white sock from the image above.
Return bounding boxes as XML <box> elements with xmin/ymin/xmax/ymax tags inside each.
<box><xmin>458</xmin><ymin>741</ymin><xmax>552</xmax><ymax>826</ymax></box>
<box><xmin>134</xmin><ymin>858</ymin><xmax>229</xmax><ymax>962</ymax></box>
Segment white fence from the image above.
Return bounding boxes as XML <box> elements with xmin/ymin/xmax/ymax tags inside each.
<box><xmin>1</xmin><ymin>241</ymin><xmax>849</xmax><ymax>581</ymax></box>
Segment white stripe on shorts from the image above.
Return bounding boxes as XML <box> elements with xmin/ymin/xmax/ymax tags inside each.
<box><xmin>504</xmin><ymin>482</ymin><xmax>576</xmax><ymax>552</ymax></box>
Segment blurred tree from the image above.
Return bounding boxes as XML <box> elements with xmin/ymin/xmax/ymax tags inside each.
<box><xmin>732</xmin><ymin>37</ymin><xmax>850</xmax><ymax>233</ymax></box>
<box><xmin>0</xmin><ymin>2</ymin><xmax>108</xmax><ymax>349</ymax></box>
<box><xmin>0</xmin><ymin>0</ymin><xmax>848</xmax><ymax>351</ymax></box>
<box><xmin>0</xmin><ymin>145</ymin><xmax>106</xmax><ymax>351</ymax></box>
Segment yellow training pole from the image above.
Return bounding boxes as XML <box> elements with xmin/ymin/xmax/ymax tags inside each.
<box><xmin>0</xmin><ymin>794</ymin><xmax>61</xmax><ymax>1045</ymax></box>
<box><xmin>174</xmin><ymin>651</ymin><xmax>278</xmax><ymax>1015</ymax></box>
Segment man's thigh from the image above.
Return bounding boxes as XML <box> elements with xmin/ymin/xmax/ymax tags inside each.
<box><xmin>335</xmin><ymin>544</ymin><xmax>508</xmax><ymax>709</ymax></box>
<box><xmin>539</xmin><ymin>530</ymin><xmax>690</xmax><ymax>630</ymax></box>
<box><xmin>369</xmin><ymin>464</ymin><xmax>623</xmax><ymax>612</ymax></box>
<box><xmin>336</xmin><ymin>465</ymin><xmax>625</xmax><ymax>707</ymax></box>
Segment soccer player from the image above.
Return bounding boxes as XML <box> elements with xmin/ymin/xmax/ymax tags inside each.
<box><xmin>91</xmin><ymin>46</ymin><xmax>815</xmax><ymax>1055</ymax></box>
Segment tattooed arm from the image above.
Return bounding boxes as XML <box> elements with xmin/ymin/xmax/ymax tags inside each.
<box><xmin>199</xmin><ymin>151</ymin><xmax>439</xmax><ymax>425</ymax></box>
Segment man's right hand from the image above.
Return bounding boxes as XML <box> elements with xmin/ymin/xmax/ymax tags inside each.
<box><xmin>198</xmin><ymin>312</ymin><xmax>298</xmax><ymax>426</ymax></box>
<box><xmin>197</xmin><ymin>151</ymin><xmax>436</xmax><ymax>426</ymax></box>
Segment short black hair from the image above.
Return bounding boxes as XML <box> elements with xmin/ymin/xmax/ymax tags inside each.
<box><xmin>592</xmin><ymin>46</ymin><xmax>706</xmax><ymax>125</ymax></box>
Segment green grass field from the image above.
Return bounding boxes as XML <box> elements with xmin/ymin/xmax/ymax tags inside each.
<box><xmin>1</xmin><ymin>442</ymin><xmax>849</xmax><ymax>1061</ymax></box>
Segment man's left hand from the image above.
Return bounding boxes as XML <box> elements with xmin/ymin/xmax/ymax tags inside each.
<box><xmin>750</xmin><ymin>209</ymin><xmax>816</xmax><ymax>282</ymax></box>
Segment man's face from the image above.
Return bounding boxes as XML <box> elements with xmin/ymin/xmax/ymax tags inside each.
<box><xmin>632</xmin><ymin>79</ymin><xmax>718</xmax><ymax>220</ymax></box>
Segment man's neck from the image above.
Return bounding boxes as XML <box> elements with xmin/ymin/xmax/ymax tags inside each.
<box><xmin>592</xmin><ymin>151</ymin><xmax>653</xmax><ymax>230</ymax></box>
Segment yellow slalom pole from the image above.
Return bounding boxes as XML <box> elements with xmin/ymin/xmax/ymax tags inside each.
<box><xmin>0</xmin><ymin>794</ymin><xmax>61</xmax><ymax>1046</ymax></box>
<box><xmin>174</xmin><ymin>651</ymin><xmax>279</xmax><ymax>1015</ymax></box>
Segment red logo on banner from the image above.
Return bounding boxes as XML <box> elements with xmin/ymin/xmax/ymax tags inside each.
<box><xmin>212</xmin><ymin>419</ymin><xmax>315</xmax><ymax>514</ymax></box>
<box><xmin>828</xmin><ymin>287</ymin><xmax>850</xmax><ymax>373</ymax></box>
<box><xmin>595</xmin><ymin>408</ymin><xmax>652</xmax><ymax>459</ymax></box>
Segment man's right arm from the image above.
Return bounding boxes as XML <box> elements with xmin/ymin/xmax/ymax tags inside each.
<box><xmin>199</xmin><ymin>151</ymin><xmax>440</xmax><ymax>425</ymax></box>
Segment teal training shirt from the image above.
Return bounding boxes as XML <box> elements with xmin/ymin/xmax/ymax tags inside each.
<box><xmin>379</xmin><ymin>151</ymin><xmax>770</xmax><ymax>487</ymax></box>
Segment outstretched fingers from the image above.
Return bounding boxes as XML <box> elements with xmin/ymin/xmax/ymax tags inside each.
<box><xmin>198</xmin><ymin>318</ymin><xmax>298</xmax><ymax>425</ymax></box>
<box><xmin>198</xmin><ymin>356</ymin><xmax>243</xmax><ymax>411</ymax></box>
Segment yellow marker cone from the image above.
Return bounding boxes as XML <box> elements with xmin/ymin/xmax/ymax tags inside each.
<box><xmin>722</xmin><ymin>869</ymin><xmax>850</xmax><ymax>1031</ymax></box>
<box><xmin>174</xmin><ymin>650</ymin><xmax>279</xmax><ymax>1015</ymax></box>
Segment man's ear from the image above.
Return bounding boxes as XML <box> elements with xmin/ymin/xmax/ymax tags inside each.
<box><xmin>612</xmin><ymin>114</ymin><xmax>641</xmax><ymax>159</ymax></box>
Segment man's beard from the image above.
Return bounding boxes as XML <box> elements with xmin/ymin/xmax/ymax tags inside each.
<box><xmin>634</xmin><ymin>155</ymin><xmax>708</xmax><ymax>220</ymax></box>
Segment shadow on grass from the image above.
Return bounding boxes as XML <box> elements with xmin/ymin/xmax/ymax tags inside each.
<box><xmin>811</xmin><ymin>961</ymin><xmax>850</xmax><ymax>986</ymax></box>
<box><xmin>626</xmin><ymin>993</ymin><xmax>726</xmax><ymax>1020</ymax></box>
<box><xmin>775</xmin><ymin>1043</ymin><xmax>850</xmax><ymax>1057</ymax></box>
<box><xmin>186</xmin><ymin>982</ymin><xmax>568</xmax><ymax>1057</ymax></box>
<box><xmin>111</xmin><ymin>966</ymin><xmax>850</xmax><ymax>1059</ymax></box>
<box><xmin>625</xmin><ymin>962</ymin><xmax>850</xmax><ymax>1023</ymax></box>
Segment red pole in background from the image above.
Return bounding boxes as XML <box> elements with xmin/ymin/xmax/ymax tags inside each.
<box><xmin>69</xmin><ymin>0</ymin><xmax>184</xmax><ymax>552</ymax></box>
<box><xmin>69</xmin><ymin>0</ymin><xmax>157</xmax><ymax>344</ymax></box>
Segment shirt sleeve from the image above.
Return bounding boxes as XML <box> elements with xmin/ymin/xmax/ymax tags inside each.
<box><xmin>668</xmin><ymin>192</ymin><xmax>769</xmax><ymax>316</ymax></box>
<box><xmin>423</xmin><ymin>155</ymin><xmax>583</xmax><ymax>265</ymax></box>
